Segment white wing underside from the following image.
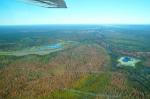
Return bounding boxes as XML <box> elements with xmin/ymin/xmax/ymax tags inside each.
<box><xmin>19</xmin><ymin>0</ymin><xmax>67</xmax><ymax>8</ymax></box>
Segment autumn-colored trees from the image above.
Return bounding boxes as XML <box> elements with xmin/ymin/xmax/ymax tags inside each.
<box><xmin>0</xmin><ymin>44</ymin><xmax>110</xmax><ymax>98</ymax></box>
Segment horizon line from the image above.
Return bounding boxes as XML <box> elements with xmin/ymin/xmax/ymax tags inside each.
<box><xmin>0</xmin><ymin>23</ymin><xmax>150</xmax><ymax>26</ymax></box>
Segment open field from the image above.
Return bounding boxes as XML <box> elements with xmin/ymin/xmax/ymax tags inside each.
<box><xmin>0</xmin><ymin>41</ymin><xmax>78</xmax><ymax>56</ymax></box>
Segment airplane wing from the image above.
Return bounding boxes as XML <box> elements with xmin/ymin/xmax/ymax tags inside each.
<box><xmin>22</xmin><ymin>0</ymin><xmax>67</xmax><ymax>8</ymax></box>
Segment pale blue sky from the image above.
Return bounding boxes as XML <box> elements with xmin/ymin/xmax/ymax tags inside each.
<box><xmin>0</xmin><ymin>0</ymin><xmax>150</xmax><ymax>25</ymax></box>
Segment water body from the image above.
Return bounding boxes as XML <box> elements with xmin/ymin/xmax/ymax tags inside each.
<box><xmin>39</xmin><ymin>43</ymin><xmax>62</xmax><ymax>51</ymax></box>
<box><xmin>46</xmin><ymin>43</ymin><xmax>62</xmax><ymax>49</ymax></box>
<box><xmin>122</xmin><ymin>57</ymin><xmax>131</xmax><ymax>62</ymax></box>
<box><xmin>118</xmin><ymin>56</ymin><xmax>140</xmax><ymax>67</ymax></box>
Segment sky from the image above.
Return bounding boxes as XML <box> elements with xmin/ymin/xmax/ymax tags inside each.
<box><xmin>0</xmin><ymin>0</ymin><xmax>150</xmax><ymax>25</ymax></box>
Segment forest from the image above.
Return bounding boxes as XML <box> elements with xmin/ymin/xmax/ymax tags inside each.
<box><xmin>0</xmin><ymin>25</ymin><xmax>150</xmax><ymax>99</ymax></box>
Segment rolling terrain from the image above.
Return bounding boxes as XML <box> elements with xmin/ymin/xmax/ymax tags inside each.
<box><xmin>0</xmin><ymin>25</ymin><xmax>150</xmax><ymax>99</ymax></box>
